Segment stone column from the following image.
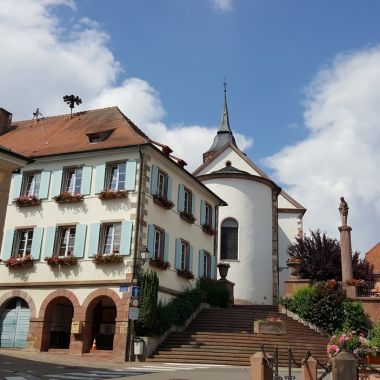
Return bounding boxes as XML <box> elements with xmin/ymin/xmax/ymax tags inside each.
<box><xmin>332</xmin><ymin>351</ymin><xmax>357</xmax><ymax>380</ymax></box>
<box><xmin>250</xmin><ymin>352</ymin><xmax>273</xmax><ymax>380</ymax></box>
<box><xmin>339</xmin><ymin>225</ymin><xmax>353</xmax><ymax>290</ymax></box>
<box><xmin>301</xmin><ymin>355</ymin><xmax>317</xmax><ymax>380</ymax></box>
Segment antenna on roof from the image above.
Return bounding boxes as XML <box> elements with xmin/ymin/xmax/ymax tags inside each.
<box><xmin>63</xmin><ymin>94</ymin><xmax>82</xmax><ymax>118</ymax></box>
<box><xmin>32</xmin><ymin>108</ymin><xmax>44</xmax><ymax>123</ymax></box>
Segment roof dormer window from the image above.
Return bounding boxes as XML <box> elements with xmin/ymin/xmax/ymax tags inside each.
<box><xmin>87</xmin><ymin>129</ymin><xmax>114</xmax><ymax>144</ymax></box>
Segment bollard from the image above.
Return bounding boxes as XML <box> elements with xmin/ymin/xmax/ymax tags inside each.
<box><xmin>250</xmin><ymin>352</ymin><xmax>273</xmax><ymax>380</ymax></box>
<box><xmin>301</xmin><ymin>355</ymin><xmax>317</xmax><ymax>380</ymax></box>
<box><xmin>332</xmin><ymin>351</ymin><xmax>357</xmax><ymax>380</ymax></box>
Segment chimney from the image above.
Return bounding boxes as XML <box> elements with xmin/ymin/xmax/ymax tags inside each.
<box><xmin>0</xmin><ymin>108</ymin><xmax>12</xmax><ymax>136</ymax></box>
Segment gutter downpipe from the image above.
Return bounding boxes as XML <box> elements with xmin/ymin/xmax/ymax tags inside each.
<box><xmin>125</xmin><ymin>145</ymin><xmax>144</xmax><ymax>361</ymax></box>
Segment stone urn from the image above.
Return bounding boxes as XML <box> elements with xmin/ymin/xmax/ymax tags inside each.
<box><xmin>217</xmin><ymin>262</ymin><xmax>230</xmax><ymax>279</ymax></box>
<box><xmin>287</xmin><ymin>258</ymin><xmax>302</xmax><ymax>278</ymax></box>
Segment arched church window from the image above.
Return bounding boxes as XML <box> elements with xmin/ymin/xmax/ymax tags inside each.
<box><xmin>220</xmin><ymin>218</ymin><xmax>238</xmax><ymax>260</ymax></box>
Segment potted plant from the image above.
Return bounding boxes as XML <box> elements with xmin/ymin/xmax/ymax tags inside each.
<box><xmin>5</xmin><ymin>254</ymin><xmax>34</xmax><ymax>268</ymax></box>
<box><xmin>287</xmin><ymin>256</ymin><xmax>302</xmax><ymax>277</ymax></box>
<box><xmin>152</xmin><ymin>194</ymin><xmax>174</xmax><ymax>209</ymax></box>
<box><xmin>93</xmin><ymin>252</ymin><xmax>123</xmax><ymax>264</ymax></box>
<box><xmin>45</xmin><ymin>253</ymin><xmax>78</xmax><ymax>267</ymax></box>
<box><xmin>53</xmin><ymin>192</ymin><xmax>84</xmax><ymax>203</ymax></box>
<box><xmin>149</xmin><ymin>257</ymin><xmax>171</xmax><ymax>270</ymax></box>
<box><xmin>179</xmin><ymin>211</ymin><xmax>196</xmax><ymax>224</ymax></box>
<box><xmin>15</xmin><ymin>195</ymin><xmax>41</xmax><ymax>207</ymax></box>
<box><xmin>217</xmin><ymin>262</ymin><xmax>230</xmax><ymax>279</ymax></box>
<box><xmin>254</xmin><ymin>316</ymin><xmax>286</xmax><ymax>335</ymax></box>
<box><xmin>177</xmin><ymin>269</ymin><xmax>195</xmax><ymax>280</ymax></box>
<box><xmin>98</xmin><ymin>189</ymin><xmax>128</xmax><ymax>200</ymax></box>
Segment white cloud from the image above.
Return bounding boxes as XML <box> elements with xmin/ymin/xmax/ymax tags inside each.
<box><xmin>0</xmin><ymin>0</ymin><xmax>250</xmax><ymax>170</ymax></box>
<box><xmin>265</xmin><ymin>46</ymin><xmax>380</xmax><ymax>253</ymax></box>
<box><xmin>210</xmin><ymin>0</ymin><xmax>233</xmax><ymax>11</ymax></box>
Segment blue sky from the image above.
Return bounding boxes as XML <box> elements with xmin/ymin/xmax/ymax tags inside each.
<box><xmin>1</xmin><ymin>0</ymin><xmax>380</xmax><ymax>251</ymax></box>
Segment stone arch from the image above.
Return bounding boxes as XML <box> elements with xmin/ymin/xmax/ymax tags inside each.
<box><xmin>39</xmin><ymin>289</ymin><xmax>81</xmax><ymax>319</ymax></box>
<box><xmin>0</xmin><ymin>290</ymin><xmax>36</xmax><ymax>318</ymax></box>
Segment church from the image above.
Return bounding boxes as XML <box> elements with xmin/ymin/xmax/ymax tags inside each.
<box><xmin>194</xmin><ymin>87</ymin><xmax>306</xmax><ymax>304</ymax></box>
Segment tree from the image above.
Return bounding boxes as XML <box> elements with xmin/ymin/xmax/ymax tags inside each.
<box><xmin>287</xmin><ymin>229</ymin><xmax>374</xmax><ymax>282</ymax></box>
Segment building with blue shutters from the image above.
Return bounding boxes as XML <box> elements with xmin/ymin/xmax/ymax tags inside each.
<box><xmin>0</xmin><ymin>106</ymin><xmax>224</xmax><ymax>360</ymax></box>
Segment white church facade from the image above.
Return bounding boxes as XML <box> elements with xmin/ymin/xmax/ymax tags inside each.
<box><xmin>194</xmin><ymin>89</ymin><xmax>305</xmax><ymax>304</ymax></box>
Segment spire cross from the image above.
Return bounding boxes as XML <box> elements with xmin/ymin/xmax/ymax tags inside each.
<box><xmin>223</xmin><ymin>77</ymin><xmax>227</xmax><ymax>94</ymax></box>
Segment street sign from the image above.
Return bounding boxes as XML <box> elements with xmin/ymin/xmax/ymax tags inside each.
<box><xmin>119</xmin><ymin>285</ymin><xmax>129</xmax><ymax>293</ymax></box>
<box><xmin>131</xmin><ymin>286</ymin><xmax>140</xmax><ymax>298</ymax></box>
<box><xmin>129</xmin><ymin>307</ymin><xmax>140</xmax><ymax>320</ymax></box>
<box><xmin>131</xmin><ymin>298</ymin><xmax>139</xmax><ymax>307</ymax></box>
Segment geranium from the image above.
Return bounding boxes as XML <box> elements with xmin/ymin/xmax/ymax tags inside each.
<box><xmin>152</xmin><ymin>194</ymin><xmax>174</xmax><ymax>209</ymax></box>
<box><xmin>15</xmin><ymin>195</ymin><xmax>40</xmax><ymax>207</ymax></box>
<box><xmin>53</xmin><ymin>192</ymin><xmax>84</xmax><ymax>203</ymax></box>
<box><xmin>149</xmin><ymin>257</ymin><xmax>171</xmax><ymax>270</ymax></box>
<box><xmin>5</xmin><ymin>254</ymin><xmax>34</xmax><ymax>268</ymax></box>
<box><xmin>98</xmin><ymin>189</ymin><xmax>128</xmax><ymax>200</ymax></box>
<box><xmin>45</xmin><ymin>254</ymin><xmax>78</xmax><ymax>267</ymax></box>
<box><xmin>93</xmin><ymin>252</ymin><xmax>123</xmax><ymax>264</ymax></box>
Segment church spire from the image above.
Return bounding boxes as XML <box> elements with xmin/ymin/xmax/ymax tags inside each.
<box><xmin>203</xmin><ymin>80</ymin><xmax>238</xmax><ymax>163</ymax></box>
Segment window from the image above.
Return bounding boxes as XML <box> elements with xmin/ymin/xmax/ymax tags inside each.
<box><xmin>157</xmin><ymin>170</ymin><xmax>168</xmax><ymax>198</ymax></box>
<box><xmin>203</xmin><ymin>251</ymin><xmax>211</xmax><ymax>278</ymax></box>
<box><xmin>183</xmin><ymin>188</ymin><xmax>192</xmax><ymax>214</ymax></box>
<box><xmin>63</xmin><ymin>167</ymin><xmax>82</xmax><ymax>194</ymax></box>
<box><xmin>153</xmin><ymin>227</ymin><xmax>165</xmax><ymax>260</ymax></box>
<box><xmin>14</xmin><ymin>229</ymin><xmax>34</xmax><ymax>258</ymax></box>
<box><xmin>180</xmin><ymin>240</ymin><xmax>190</xmax><ymax>270</ymax></box>
<box><xmin>220</xmin><ymin>218</ymin><xmax>238</xmax><ymax>260</ymax></box>
<box><xmin>22</xmin><ymin>172</ymin><xmax>41</xmax><ymax>196</ymax></box>
<box><xmin>55</xmin><ymin>226</ymin><xmax>76</xmax><ymax>257</ymax></box>
<box><xmin>100</xmin><ymin>223</ymin><xmax>121</xmax><ymax>255</ymax></box>
<box><xmin>87</xmin><ymin>130</ymin><xmax>114</xmax><ymax>144</ymax></box>
<box><xmin>106</xmin><ymin>163</ymin><xmax>126</xmax><ymax>191</ymax></box>
<box><xmin>204</xmin><ymin>203</ymin><xmax>212</xmax><ymax>226</ymax></box>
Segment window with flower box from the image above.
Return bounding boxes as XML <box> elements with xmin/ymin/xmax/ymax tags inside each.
<box><xmin>63</xmin><ymin>168</ymin><xmax>82</xmax><ymax>194</ymax></box>
<box><xmin>14</xmin><ymin>229</ymin><xmax>34</xmax><ymax>258</ymax></box>
<box><xmin>22</xmin><ymin>172</ymin><xmax>41</xmax><ymax>197</ymax></box>
<box><xmin>107</xmin><ymin>163</ymin><xmax>126</xmax><ymax>191</ymax></box>
<box><xmin>178</xmin><ymin>184</ymin><xmax>196</xmax><ymax>223</ymax></box>
<box><xmin>175</xmin><ymin>238</ymin><xmax>194</xmax><ymax>278</ymax></box>
<box><xmin>100</xmin><ymin>223</ymin><xmax>121</xmax><ymax>255</ymax></box>
<box><xmin>55</xmin><ymin>226</ymin><xmax>76</xmax><ymax>257</ymax></box>
<box><xmin>153</xmin><ymin>227</ymin><xmax>165</xmax><ymax>260</ymax></box>
<box><xmin>146</xmin><ymin>224</ymin><xmax>170</xmax><ymax>269</ymax></box>
<box><xmin>12</xmin><ymin>170</ymin><xmax>50</xmax><ymax>203</ymax></box>
<box><xmin>150</xmin><ymin>165</ymin><xmax>173</xmax><ymax>209</ymax></box>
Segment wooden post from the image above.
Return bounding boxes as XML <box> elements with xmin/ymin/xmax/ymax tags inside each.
<box><xmin>301</xmin><ymin>355</ymin><xmax>317</xmax><ymax>380</ymax></box>
<box><xmin>250</xmin><ymin>352</ymin><xmax>273</xmax><ymax>380</ymax></box>
<box><xmin>332</xmin><ymin>351</ymin><xmax>357</xmax><ymax>380</ymax></box>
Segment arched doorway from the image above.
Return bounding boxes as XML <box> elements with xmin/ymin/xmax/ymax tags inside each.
<box><xmin>86</xmin><ymin>297</ymin><xmax>116</xmax><ymax>351</ymax></box>
<box><xmin>0</xmin><ymin>297</ymin><xmax>30</xmax><ymax>348</ymax></box>
<box><xmin>43</xmin><ymin>297</ymin><xmax>74</xmax><ymax>350</ymax></box>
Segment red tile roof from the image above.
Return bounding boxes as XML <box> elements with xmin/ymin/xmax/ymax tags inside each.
<box><xmin>0</xmin><ymin>107</ymin><xmax>150</xmax><ymax>157</ymax></box>
<box><xmin>365</xmin><ymin>242</ymin><xmax>380</xmax><ymax>273</ymax></box>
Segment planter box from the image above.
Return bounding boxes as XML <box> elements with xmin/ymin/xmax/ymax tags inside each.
<box><xmin>366</xmin><ymin>354</ymin><xmax>380</xmax><ymax>365</ymax></box>
<box><xmin>254</xmin><ymin>320</ymin><xmax>286</xmax><ymax>335</ymax></box>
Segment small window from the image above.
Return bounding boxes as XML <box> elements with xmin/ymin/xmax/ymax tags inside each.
<box><xmin>221</xmin><ymin>218</ymin><xmax>239</xmax><ymax>260</ymax></box>
<box><xmin>204</xmin><ymin>203</ymin><xmax>212</xmax><ymax>226</ymax></box>
<box><xmin>100</xmin><ymin>223</ymin><xmax>121</xmax><ymax>255</ymax></box>
<box><xmin>153</xmin><ymin>227</ymin><xmax>165</xmax><ymax>260</ymax></box>
<box><xmin>55</xmin><ymin>226</ymin><xmax>76</xmax><ymax>257</ymax></box>
<box><xmin>157</xmin><ymin>170</ymin><xmax>168</xmax><ymax>198</ymax></box>
<box><xmin>62</xmin><ymin>167</ymin><xmax>82</xmax><ymax>194</ymax></box>
<box><xmin>87</xmin><ymin>130</ymin><xmax>114</xmax><ymax>144</ymax></box>
<box><xmin>183</xmin><ymin>188</ymin><xmax>192</xmax><ymax>214</ymax></box>
<box><xmin>106</xmin><ymin>162</ymin><xmax>126</xmax><ymax>191</ymax></box>
<box><xmin>203</xmin><ymin>251</ymin><xmax>211</xmax><ymax>278</ymax></box>
<box><xmin>13</xmin><ymin>229</ymin><xmax>34</xmax><ymax>258</ymax></box>
<box><xmin>181</xmin><ymin>240</ymin><xmax>190</xmax><ymax>270</ymax></box>
<box><xmin>22</xmin><ymin>172</ymin><xmax>41</xmax><ymax>196</ymax></box>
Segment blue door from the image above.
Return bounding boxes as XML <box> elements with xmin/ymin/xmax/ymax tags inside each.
<box><xmin>0</xmin><ymin>298</ymin><xmax>30</xmax><ymax>348</ymax></box>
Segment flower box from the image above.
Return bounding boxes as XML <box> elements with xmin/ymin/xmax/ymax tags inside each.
<box><xmin>98</xmin><ymin>189</ymin><xmax>128</xmax><ymax>200</ymax></box>
<box><xmin>180</xmin><ymin>211</ymin><xmax>196</xmax><ymax>224</ymax></box>
<box><xmin>153</xmin><ymin>194</ymin><xmax>174</xmax><ymax>209</ymax></box>
<box><xmin>53</xmin><ymin>192</ymin><xmax>84</xmax><ymax>203</ymax></box>
<box><xmin>202</xmin><ymin>224</ymin><xmax>216</xmax><ymax>235</ymax></box>
<box><xmin>149</xmin><ymin>258</ymin><xmax>171</xmax><ymax>271</ymax></box>
<box><xmin>15</xmin><ymin>195</ymin><xmax>41</xmax><ymax>207</ymax></box>
<box><xmin>254</xmin><ymin>318</ymin><xmax>286</xmax><ymax>335</ymax></box>
<box><xmin>366</xmin><ymin>354</ymin><xmax>380</xmax><ymax>365</ymax></box>
<box><xmin>93</xmin><ymin>252</ymin><xmax>123</xmax><ymax>264</ymax></box>
<box><xmin>177</xmin><ymin>269</ymin><xmax>195</xmax><ymax>280</ymax></box>
<box><xmin>45</xmin><ymin>255</ymin><xmax>78</xmax><ymax>267</ymax></box>
<box><xmin>5</xmin><ymin>255</ymin><xmax>34</xmax><ymax>268</ymax></box>
<box><xmin>346</xmin><ymin>279</ymin><xmax>365</xmax><ymax>286</ymax></box>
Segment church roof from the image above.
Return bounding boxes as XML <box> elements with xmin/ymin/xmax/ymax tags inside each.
<box><xmin>211</xmin><ymin>163</ymin><xmax>250</xmax><ymax>175</ymax></box>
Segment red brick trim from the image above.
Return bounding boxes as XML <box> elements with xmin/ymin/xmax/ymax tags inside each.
<box><xmin>39</xmin><ymin>289</ymin><xmax>81</xmax><ymax>319</ymax></box>
<box><xmin>0</xmin><ymin>290</ymin><xmax>37</xmax><ymax>318</ymax></box>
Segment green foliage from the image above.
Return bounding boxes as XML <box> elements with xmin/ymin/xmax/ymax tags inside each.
<box><xmin>342</xmin><ymin>301</ymin><xmax>370</xmax><ymax>332</ymax></box>
<box><xmin>290</xmin><ymin>285</ymin><xmax>317</xmax><ymax>320</ymax></box>
<box><xmin>199</xmin><ymin>278</ymin><xmax>230</xmax><ymax>308</ymax></box>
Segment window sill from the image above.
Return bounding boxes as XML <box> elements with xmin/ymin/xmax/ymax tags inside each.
<box><xmin>202</xmin><ymin>224</ymin><xmax>216</xmax><ymax>235</ymax></box>
<box><xmin>93</xmin><ymin>253</ymin><xmax>123</xmax><ymax>264</ymax></box>
<box><xmin>15</xmin><ymin>196</ymin><xmax>41</xmax><ymax>207</ymax></box>
<box><xmin>149</xmin><ymin>258</ymin><xmax>171</xmax><ymax>270</ymax></box>
<box><xmin>98</xmin><ymin>189</ymin><xmax>128</xmax><ymax>200</ymax></box>
<box><xmin>180</xmin><ymin>212</ymin><xmax>196</xmax><ymax>224</ymax></box>
<box><xmin>54</xmin><ymin>192</ymin><xmax>84</xmax><ymax>204</ymax></box>
<box><xmin>4</xmin><ymin>256</ymin><xmax>34</xmax><ymax>268</ymax></box>
<box><xmin>45</xmin><ymin>255</ymin><xmax>78</xmax><ymax>267</ymax></box>
<box><xmin>177</xmin><ymin>269</ymin><xmax>195</xmax><ymax>280</ymax></box>
<box><xmin>153</xmin><ymin>194</ymin><xmax>174</xmax><ymax>210</ymax></box>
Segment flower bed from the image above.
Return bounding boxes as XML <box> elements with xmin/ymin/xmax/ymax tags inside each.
<box><xmin>45</xmin><ymin>254</ymin><xmax>78</xmax><ymax>267</ymax></box>
<box><xmin>177</xmin><ymin>269</ymin><xmax>195</xmax><ymax>280</ymax></box>
<box><xmin>202</xmin><ymin>224</ymin><xmax>216</xmax><ymax>235</ymax></box>
<box><xmin>93</xmin><ymin>252</ymin><xmax>123</xmax><ymax>264</ymax></box>
<box><xmin>53</xmin><ymin>192</ymin><xmax>84</xmax><ymax>203</ymax></box>
<box><xmin>153</xmin><ymin>194</ymin><xmax>174</xmax><ymax>209</ymax></box>
<box><xmin>179</xmin><ymin>211</ymin><xmax>196</xmax><ymax>224</ymax></box>
<box><xmin>98</xmin><ymin>189</ymin><xmax>128</xmax><ymax>200</ymax></box>
<box><xmin>254</xmin><ymin>317</ymin><xmax>286</xmax><ymax>335</ymax></box>
<box><xmin>15</xmin><ymin>195</ymin><xmax>41</xmax><ymax>207</ymax></box>
<box><xmin>149</xmin><ymin>258</ymin><xmax>171</xmax><ymax>270</ymax></box>
<box><xmin>5</xmin><ymin>255</ymin><xmax>34</xmax><ymax>268</ymax></box>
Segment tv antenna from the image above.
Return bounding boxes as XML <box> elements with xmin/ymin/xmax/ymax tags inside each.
<box><xmin>32</xmin><ymin>108</ymin><xmax>44</xmax><ymax>123</ymax></box>
<box><xmin>63</xmin><ymin>94</ymin><xmax>82</xmax><ymax>118</ymax></box>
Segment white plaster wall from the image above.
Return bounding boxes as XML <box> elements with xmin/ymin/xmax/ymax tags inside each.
<box><xmin>201</xmin><ymin>177</ymin><xmax>273</xmax><ymax>304</ymax></box>
<box><xmin>278</xmin><ymin>193</ymin><xmax>298</xmax><ymax>209</ymax></box>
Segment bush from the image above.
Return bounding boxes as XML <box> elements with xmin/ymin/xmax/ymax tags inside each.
<box><xmin>199</xmin><ymin>278</ymin><xmax>230</xmax><ymax>308</ymax></box>
<box><xmin>342</xmin><ymin>301</ymin><xmax>370</xmax><ymax>333</ymax></box>
<box><xmin>290</xmin><ymin>285</ymin><xmax>317</xmax><ymax>320</ymax></box>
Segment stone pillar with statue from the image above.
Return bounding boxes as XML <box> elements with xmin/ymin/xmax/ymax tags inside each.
<box><xmin>338</xmin><ymin>196</ymin><xmax>356</xmax><ymax>298</ymax></box>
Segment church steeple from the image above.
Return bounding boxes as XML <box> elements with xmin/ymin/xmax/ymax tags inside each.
<box><xmin>203</xmin><ymin>81</ymin><xmax>238</xmax><ymax>163</ymax></box>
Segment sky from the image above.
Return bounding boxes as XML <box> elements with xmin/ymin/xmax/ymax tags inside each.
<box><xmin>1</xmin><ymin>0</ymin><xmax>380</xmax><ymax>253</ymax></box>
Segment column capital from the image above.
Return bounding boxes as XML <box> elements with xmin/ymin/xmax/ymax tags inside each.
<box><xmin>338</xmin><ymin>225</ymin><xmax>352</xmax><ymax>232</ymax></box>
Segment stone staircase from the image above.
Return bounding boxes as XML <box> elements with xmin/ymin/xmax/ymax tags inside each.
<box><xmin>147</xmin><ymin>305</ymin><xmax>329</xmax><ymax>366</ymax></box>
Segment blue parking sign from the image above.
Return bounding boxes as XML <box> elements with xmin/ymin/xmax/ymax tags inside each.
<box><xmin>131</xmin><ymin>286</ymin><xmax>140</xmax><ymax>298</ymax></box>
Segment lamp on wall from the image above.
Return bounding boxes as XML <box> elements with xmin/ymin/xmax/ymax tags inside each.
<box><xmin>136</xmin><ymin>246</ymin><xmax>149</xmax><ymax>276</ymax></box>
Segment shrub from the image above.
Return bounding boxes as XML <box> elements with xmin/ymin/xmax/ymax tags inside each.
<box><xmin>290</xmin><ymin>285</ymin><xmax>317</xmax><ymax>320</ymax></box>
<box><xmin>199</xmin><ymin>278</ymin><xmax>230</xmax><ymax>308</ymax></box>
<box><xmin>342</xmin><ymin>301</ymin><xmax>370</xmax><ymax>333</ymax></box>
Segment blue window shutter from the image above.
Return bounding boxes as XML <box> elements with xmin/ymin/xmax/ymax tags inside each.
<box><xmin>44</xmin><ymin>226</ymin><xmax>56</xmax><ymax>258</ymax></box>
<box><xmin>175</xmin><ymin>238</ymin><xmax>182</xmax><ymax>270</ymax></box>
<box><xmin>11</xmin><ymin>173</ymin><xmax>23</xmax><ymax>199</ymax></box>
<box><xmin>31</xmin><ymin>227</ymin><xmax>43</xmax><ymax>260</ymax></box>
<box><xmin>150</xmin><ymin>165</ymin><xmax>158</xmax><ymax>195</ymax></box>
<box><xmin>74</xmin><ymin>224</ymin><xmax>87</xmax><ymax>258</ymax></box>
<box><xmin>191</xmin><ymin>194</ymin><xmax>196</xmax><ymax>216</ymax></box>
<box><xmin>167</xmin><ymin>176</ymin><xmax>173</xmax><ymax>201</ymax></box>
<box><xmin>164</xmin><ymin>232</ymin><xmax>169</xmax><ymax>262</ymax></box>
<box><xmin>81</xmin><ymin>166</ymin><xmax>92</xmax><ymax>195</ymax></box>
<box><xmin>189</xmin><ymin>244</ymin><xmax>194</xmax><ymax>272</ymax></box>
<box><xmin>177</xmin><ymin>185</ymin><xmax>185</xmax><ymax>212</ymax></box>
<box><xmin>198</xmin><ymin>249</ymin><xmax>204</xmax><ymax>278</ymax></box>
<box><xmin>2</xmin><ymin>229</ymin><xmax>15</xmax><ymax>260</ymax></box>
<box><xmin>212</xmin><ymin>207</ymin><xmax>216</xmax><ymax>228</ymax></box>
<box><xmin>39</xmin><ymin>171</ymin><xmax>51</xmax><ymax>199</ymax></box>
<box><xmin>95</xmin><ymin>164</ymin><xmax>106</xmax><ymax>194</ymax></box>
<box><xmin>147</xmin><ymin>224</ymin><xmax>154</xmax><ymax>259</ymax></box>
<box><xmin>211</xmin><ymin>255</ymin><xmax>217</xmax><ymax>279</ymax></box>
<box><xmin>120</xmin><ymin>220</ymin><xmax>133</xmax><ymax>256</ymax></box>
<box><xmin>126</xmin><ymin>160</ymin><xmax>137</xmax><ymax>191</ymax></box>
<box><xmin>88</xmin><ymin>223</ymin><xmax>100</xmax><ymax>257</ymax></box>
<box><xmin>51</xmin><ymin>169</ymin><xmax>63</xmax><ymax>197</ymax></box>
<box><xmin>200</xmin><ymin>200</ymin><xmax>206</xmax><ymax>225</ymax></box>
